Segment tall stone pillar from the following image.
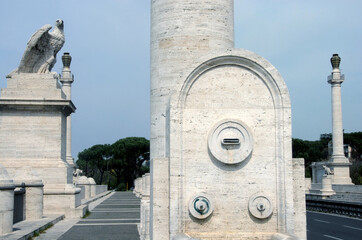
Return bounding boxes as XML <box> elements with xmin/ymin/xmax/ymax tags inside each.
<box><xmin>327</xmin><ymin>54</ymin><xmax>352</xmax><ymax>184</ymax></box>
<box><xmin>60</xmin><ymin>53</ymin><xmax>75</xmax><ymax>167</ymax></box>
<box><xmin>151</xmin><ymin>0</ymin><xmax>234</xmax><ymax>160</ymax></box>
<box><xmin>150</xmin><ymin>1</ymin><xmax>234</xmax><ymax>239</ymax></box>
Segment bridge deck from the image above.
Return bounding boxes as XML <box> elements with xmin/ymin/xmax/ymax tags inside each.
<box><xmin>58</xmin><ymin>192</ymin><xmax>140</xmax><ymax>240</ymax></box>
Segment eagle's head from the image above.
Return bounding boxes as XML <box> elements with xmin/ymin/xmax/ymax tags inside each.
<box><xmin>55</xmin><ymin>19</ymin><xmax>64</xmax><ymax>30</ymax></box>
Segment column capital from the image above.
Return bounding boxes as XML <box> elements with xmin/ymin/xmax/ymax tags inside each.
<box><xmin>60</xmin><ymin>75</ymin><xmax>74</xmax><ymax>85</ymax></box>
<box><xmin>328</xmin><ymin>54</ymin><xmax>344</xmax><ymax>85</ymax></box>
<box><xmin>328</xmin><ymin>72</ymin><xmax>344</xmax><ymax>85</ymax></box>
<box><xmin>60</xmin><ymin>52</ymin><xmax>74</xmax><ymax>85</ymax></box>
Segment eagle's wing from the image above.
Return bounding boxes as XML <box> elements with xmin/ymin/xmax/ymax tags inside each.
<box><xmin>17</xmin><ymin>24</ymin><xmax>52</xmax><ymax>73</ymax></box>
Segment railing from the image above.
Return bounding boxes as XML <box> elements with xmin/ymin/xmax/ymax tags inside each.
<box><xmin>306</xmin><ymin>199</ymin><xmax>362</xmax><ymax>218</ymax></box>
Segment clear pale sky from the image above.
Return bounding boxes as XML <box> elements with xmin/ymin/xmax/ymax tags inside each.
<box><xmin>0</xmin><ymin>1</ymin><xmax>361</xmax><ymax>159</ymax></box>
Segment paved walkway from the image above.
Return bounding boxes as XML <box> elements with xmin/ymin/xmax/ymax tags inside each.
<box><xmin>37</xmin><ymin>192</ymin><xmax>140</xmax><ymax>240</ymax></box>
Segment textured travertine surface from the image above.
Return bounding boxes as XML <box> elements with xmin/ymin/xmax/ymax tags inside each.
<box><xmin>1</xmin><ymin>73</ymin><xmax>66</xmax><ymax>99</ymax></box>
<box><xmin>0</xmin><ymin>73</ymin><xmax>82</xmax><ymax>218</ymax></box>
<box><xmin>150</xmin><ymin>1</ymin><xmax>234</xmax><ymax>239</ymax></box>
<box><xmin>181</xmin><ymin>65</ymin><xmax>277</xmax><ymax>233</ymax></box>
<box><xmin>0</xmin><ymin>164</ymin><xmax>15</xmax><ymax>235</ymax></box>
<box><xmin>165</xmin><ymin>51</ymin><xmax>299</xmax><ymax>239</ymax></box>
<box><xmin>292</xmin><ymin>158</ymin><xmax>306</xmax><ymax>240</ymax></box>
<box><xmin>88</xmin><ymin>177</ymin><xmax>96</xmax><ymax>197</ymax></box>
<box><xmin>12</xmin><ymin>167</ymin><xmax>44</xmax><ymax>220</ymax></box>
<box><xmin>150</xmin><ymin>1</ymin><xmax>305</xmax><ymax>239</ymax></box>
<box><xmin>76</xmin><ymin>176</ymin><xmax>91</xmax><ymax>199</ymax></box>
<box><xmin>150</xmin><ymin>0</ymin><xmax>234</xmax><ymax>160</ymax></box>
<box><xmin>140</xmin><ymin>173</ymin><xmax>150</xmax><ymax>240</ymax></box>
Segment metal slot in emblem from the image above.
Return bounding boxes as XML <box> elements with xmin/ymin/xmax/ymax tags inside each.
<box><xmin>222</xmin><ymin>138</ymin><xmax>240</xmax><ymax>145</ymax></box>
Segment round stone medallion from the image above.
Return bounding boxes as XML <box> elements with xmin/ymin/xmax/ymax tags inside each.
<box><xmin>248</xmin><ymin>194</ymin><xmax>273</xmax><ymax>219</ymax></box>
<box><xmin>208</xmin><ymin>119</ymin><xmax>253</xmax><ymax>165</ymax></box>
<box><xmin>189</xmin><ymin>194</ymin><xmax>213</xmax><ymax>219</ymax></box>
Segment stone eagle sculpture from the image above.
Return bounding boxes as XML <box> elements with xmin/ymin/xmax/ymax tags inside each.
<box><xmin>14</xmin><ymin>19</ymin><xmax>65</xmax><ymax>74</ymax></box>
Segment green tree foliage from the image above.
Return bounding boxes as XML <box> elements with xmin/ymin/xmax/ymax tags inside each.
<box><xmin>77</xmin><ymin>144</ymin><xmax>112</xmax><ymax>184</ymax></box>
<box><xmin>110</xmin><ymin>137</ymin><xmax>150</xmax><ymax>188</ymax></box>
<box><xmin>76</xmin><ymin>137</ymin><xmax>150</xmax><ymax>190</ymax></box>
<box><xmin>292</xmin><ymin>138</ymin><xmax>328</xmax><ymax>167</ymax></box>
<box><xmin>344</xmin><ymin>132</ymin><xmax>362</xmax><ymax>159</ymax></box>
<box><xmin>345</xmin><ymin>132</ymin><xmax>362</xmax><ymax>185</ymax></box>
<box><xmin>292</xmin><ymin>132</ymin><xmax>362</xmax><ymax>184</ymax></box>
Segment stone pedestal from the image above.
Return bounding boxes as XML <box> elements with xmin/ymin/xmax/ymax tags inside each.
<box><xmin>12</xmin><ymin>166</ymin><xmax>44</xmax><ymax>220</ymax></box>
<box><xmin>0</xmin><ymin>164</ymin><xmax>15</xmax><ymax>235</ymax></box>
<box><xmin>328</xmin><ymin>161</ymin><xmax>352</xmax><ymax>185</ymax></box>
<box><xmin>24</xmin><ymin>181</ymin><xmax>44</xmax><ymax>219</ymax></box>
<box><xmin>321</xmin><ymin>175</ymin><xmax>335</xmax><ymax>195</ymax></box>
<box><xmin>76</xmin><ymin>176</ymin><xmax>91</xmax><ymax>199</ymax></box>
<box><xmin>309</xmin><ymin>175</ymin><xmax>335</xmax><ymax>198</ymax></box>
<box><xmin>134</xmin><ymin>177</ymin><xmax>142</xmax><ymax>198</ymax></box>
<box><xmin>0</xmin><ymin>73</ymin><xmax>84</xmax><ymax>218</ymax></box>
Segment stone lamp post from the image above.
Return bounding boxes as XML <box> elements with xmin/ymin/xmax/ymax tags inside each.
<box><xmin>60</xmin><ymin>52</ymin><xmax>75</xmax><ymax>167</ymax></box>
<box><xmin>327</xmin><ymin>54</ymin><xmax>352</xmax><ymax>184</ymax></box>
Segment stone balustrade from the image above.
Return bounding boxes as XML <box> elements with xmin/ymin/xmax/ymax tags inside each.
<box><xmin>133</xmin><ymin>177</ymin><xmax>143</xmax><ymax>198</ymax></box>
<box><xmin>76</xmin><ymin>176</ymin><xmax>91</xmax><ymax>199</ymax></box>
<box><xmin>75</xmin><ymin>176</ymin><xmax>108</xmax><ymax>201</ymax></box>
<box><xmin>96</xmin><ymin>185</ymin><xmax>108</xmax><ymax>195</ymax></box>
<box><xmin>0</xmin><ymin>164</ymin><xmax>15</xmax><ymax>235</ymax></box>
<box><xmin>88</xmin><ymin>177</ymin><xmax>97</xmax><ymax>197</ymax></box>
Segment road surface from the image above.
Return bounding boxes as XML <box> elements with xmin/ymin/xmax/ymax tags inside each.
<box><xmin>307</xmin><ymin>211</ymin><xmax>362</xmax><ymax>240</ymax></box>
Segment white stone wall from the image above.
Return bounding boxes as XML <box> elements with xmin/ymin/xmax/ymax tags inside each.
<box><xmin>150</xmin><ymin>1</ymin><xmax>306</xmax><ymax>239</ymax></box>
<box><xmin>150</xmin><ymin>1</ymin><xmax>234</xmax><ymax>238</ymax></box>
<box><xmin>165</xmin><ymin>50</ymin><xmax>299</xmax><ymax>239</ymax></box>
<box><xmin>179</xmin><ymin>65</ymin><xmax>278</xmax><ymax>234</ymax></box>
<box><xmin>0</xmin><ymin>110</ymin><xmax>66</xmax><ymax>162</ymax></box>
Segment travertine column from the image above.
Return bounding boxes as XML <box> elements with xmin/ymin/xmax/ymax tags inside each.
<box><xmin>60</xmin><ymin>52</ymin><xmax>75</xmax><ymax>167</ymax></box>
<box><xmin>151</xmin><ymin>0</ymin><xmax>234</xmax><ymax>159</ymax></box>
<box><xmin>327</xmin><ymin>54</ymin><xmax>352</xmax><ymax>184</ymax></box>
<box><xmin>329</xmin><ymin>54</ymin><xmax>345</xmax><ymax>161</ymax></box>
<box><xmin>150</xmin><ymin>1</ymin><xmax>234</xmax><ymax>239</ymax></box>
